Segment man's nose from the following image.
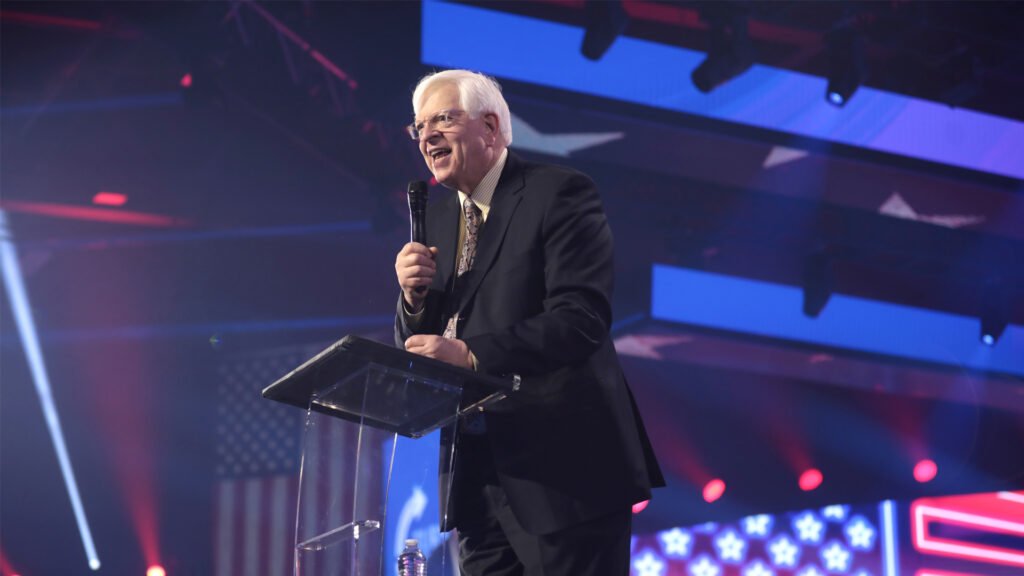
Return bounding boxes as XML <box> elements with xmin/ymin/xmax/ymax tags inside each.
<box><xmin>422</xmin><ymin>126</ymin><xmax>443</xmax><ymax>142</ymax></box>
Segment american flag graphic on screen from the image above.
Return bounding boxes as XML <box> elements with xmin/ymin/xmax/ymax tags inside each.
<box><xmin>213</xmin><ymin>345</ymin><xmax>320</xmax><ymax>576</ymax></box>
<box><xmin>630</xmin><ymin>503</ymin><xmax>891</xmax><ymax>576</ymax></box>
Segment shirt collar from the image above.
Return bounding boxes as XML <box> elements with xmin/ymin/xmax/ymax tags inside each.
<box><xmin>458</xmin><ymin>148</ymin><xmax>507</xmax><ymax>219</ymax></box>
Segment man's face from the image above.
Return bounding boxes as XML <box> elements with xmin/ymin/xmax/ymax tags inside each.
<box><xmin>416</xmin><ymin>83</ymin><xmax>497</xmax><ymax>193</ymax></box>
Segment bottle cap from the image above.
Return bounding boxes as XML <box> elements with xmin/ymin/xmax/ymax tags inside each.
<box><xmin>405</xmin><ymin>538</ymin><xmax>418</xmax><ymax>547</ymax></box>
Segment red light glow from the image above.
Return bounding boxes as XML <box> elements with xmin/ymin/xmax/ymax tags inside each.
<box><xmin>799</xmin><ymin>469</ymin><xmax>823</xmax><ymax>491</ymax></box>
<box><xmin>180</xmin><ymin>73</ymin><xmax>192</xmax><ymax>88</ymax></box>
<box><xmin>0</xmin><ymin>10</ymin><xmax>102</xmax><ymax>30</ymax></box>
<box><xmin>147</xmin><ymin>566</ymin><xmax>166</xmax><ymax>576</ymax></box>
<box><xmin>92</xmin><ymin>191</ymin><xmax>127</xmax><ymax>206</ymax></box>
<box><xmin>0</xmin><ymin>200</ymin><xmax>188</xmax><ymax>227</ymax></box>
<box><xmin>703</xmin><ymin>479</ymin><xmax>726</xmax><ymax>503</ymax></box>
<box><xmin>914</xmin><ymin>459</ymin><xmax>938</xmax><ymax>483</ymax></box>
<box><xmin>632</xmin><ymin>500</ymin><xmax>649</xmax><ymax>514</ymax></box>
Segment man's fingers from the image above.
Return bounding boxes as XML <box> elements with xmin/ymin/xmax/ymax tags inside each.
<box><xmin>405</xmin><ymin>335</ymin><xmax>431</xmax><ymax>353</ymax></box>
<box><xmin>401</xmin><ymin>242</ymin><xmax>435</xmax><ymax>259</ymax></box>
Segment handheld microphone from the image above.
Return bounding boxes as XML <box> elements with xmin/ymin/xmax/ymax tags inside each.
<box><xmin>407</xmin><ymin>180</ymin><xmax>429</xmax><ymax>294</ymax></box>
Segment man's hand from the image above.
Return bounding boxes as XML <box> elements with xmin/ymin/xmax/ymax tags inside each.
<box><xmin>405</xmin><ymin>335</ymin><xmax>474</xmax><ymax>370</ymax></box>
<box><xmin>395</xmin><ymin>242</ymin><xmax>438</xmax><ymax>312</ymax></box>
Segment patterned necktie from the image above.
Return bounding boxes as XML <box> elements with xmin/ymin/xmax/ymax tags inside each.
<box><xmin>443</xmin><ymin>197</ymin><xmax>482</xmax><ymax>339</ymax></box>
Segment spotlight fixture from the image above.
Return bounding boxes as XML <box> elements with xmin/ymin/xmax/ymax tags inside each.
<box><xmin>825</xmin><ymin>26</ymin><xmax>866</xmax><ymax>107</ymax></box>
<box><xmin>913</xmin><ymin>459</ymin><xmax>937</xmax><ymax>483</ymax></box>
<box><xmin>802</xmin><ymin>251</ymin><xmax>833</xmax><ymax>318</ymax></box>
<box><xmin>980</xmin><ymin>280</ymin><xmax>1009</xmax><ymax>346</ymax></box>
<box><xmin>799</xmin><ymin>469</ymin><xmax>823</xmax><ymax>492</ymax></box>
<box><xmin>691</xmin><ymin>4</ymin><xmax>754</xmax><ymax>93</ymax></box>
<box><xmin>581</xmin><ymin>0</ymin><xmax>629</xmax><ymax>61</ymax></box>
<box><xmin>703</xmin><ymin>478</ymin><xmax>726</xmax><ymax>503</ymax></box>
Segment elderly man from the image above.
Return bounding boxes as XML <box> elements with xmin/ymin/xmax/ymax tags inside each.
<box><xmin>395</xmin><ymin>69</ymin><xmax>663</xmax><ymax>576</ymax></box>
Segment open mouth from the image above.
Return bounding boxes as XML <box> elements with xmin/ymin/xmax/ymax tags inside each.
<box><xmin>429</xmin><ymin>148</ymin><xmax>451</xmax><ymax>163</ymax></box>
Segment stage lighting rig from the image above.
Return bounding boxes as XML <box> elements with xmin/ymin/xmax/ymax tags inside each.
<box><xmin>581</xmin><ymin>0</ymin><xmax>629</xmax><ymax>61</ymax></box>
<box><xmin>825</xmin><ymin>26</ymin><xmax>867</xmax><ymax>107</ymax></box>
<box><xmin>691</xmin><ymin>4</ymin><xmax>754</xmax><ymax>93</ymax></box>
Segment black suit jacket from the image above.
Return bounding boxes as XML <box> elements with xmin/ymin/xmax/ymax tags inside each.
<box><xmin>396</xmin><ymin>151</ymin><xmax>664</xmax><ymax>535</ymax></box>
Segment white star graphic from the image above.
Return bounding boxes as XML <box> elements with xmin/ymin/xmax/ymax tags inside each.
<box><xmin>844</xmin><ymin>516</ymin><xmax>876</xmax><ymax>550</ymax></box>
<box><xmin>510</xmin><ymin>113</ymin><xmax>624</xmax><ymax>158</ymax></box>
<box><xmin>743</xmin><ymin>559</ymin><xmax>776</xmax><ymax>576</ymax></box>
<box><xmin>631</xmin><ymin>550</ymin><xmax>665</xmax><ymax>576</ymax></box>
<box><xmin>762</xmin><ymin>145</ymin><xmax>809</xmax><ymax>169</ymax></box>
<box><xmin>793</xmin><ymin>511</ymin><xmax>825</xmax><ymax>544</ymax></box>
<box><xmin>614</xmin><ymin>334</ymin><xmax>693</xmax><ymax>359</ymax></box>
<box><xmin>821</xmin><ymin>541</ymin><xmax>852</xmax><ymax>572</ymax></box>
<box><xmin>821</xmin><ymin>505</ymin><xmax>849</xmax><ymax>521</ymax></box>
<box><xmin>879</xmin><ymin>192</ymin><xmax>985</xmax><ymax>229</ymax></box>
<box><xmin>767</xmin><ymin>535</ymin><xmax>800</xmax><ymax>568</ymax></box>
<box><xmin>688</xmin><ymin>554</ymin><xmax>721</xmax><ymax>576</ymax></box>
<box><xmin>797</xmin><ymin>565</ymin><xmax>825</xmax><ymax>576</ymax></box>
<box><xmin>658</xmin><ymin>527</ymin><xmax>693</xmax><ymax>558</ymax></box>
<box><xmin>742</xmin><ymin>514</ymin><xmax>773</xmax><ymax>537</ymax></box>
<box><xmin>714</xmin><ymin>529</ymin><xmax>748</xmax><ymax>563</ymax></box>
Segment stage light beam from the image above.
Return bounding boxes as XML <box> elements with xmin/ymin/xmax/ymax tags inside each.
<box><xmin>0</xmin><ymin>209</ymin><xmax>101</xmax><ymax>570</ymax></box>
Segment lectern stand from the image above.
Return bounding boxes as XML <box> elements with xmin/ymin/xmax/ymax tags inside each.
<box><xmin>262</xmin><ymin>335</ymin><xmax>517</xmax><ymax>576</ymax></box>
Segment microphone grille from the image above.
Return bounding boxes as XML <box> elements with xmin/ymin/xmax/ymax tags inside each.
<box><xmin>407</xmin><ymin>180</ymin><xmax>428</xmax><ymax>210</ymax></box>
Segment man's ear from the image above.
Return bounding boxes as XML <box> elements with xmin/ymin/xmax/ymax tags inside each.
<box><xmin>483</xmin><ymin>113</ymin><xmax>499</xmax><ymax>143</ymax></box>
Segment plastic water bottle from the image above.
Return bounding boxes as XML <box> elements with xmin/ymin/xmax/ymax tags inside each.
<box><xmin>397</xmin><ymin>538</ymin><xmax>427</xmax><ymax>576</ymax></box>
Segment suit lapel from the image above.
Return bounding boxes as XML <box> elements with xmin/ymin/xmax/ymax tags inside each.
<box><xmin>455</xmin><ymin>151</ymin><xmax>525</xmax><ymax>314</ymax></box>
<box><xmin>433</xmin><ymin>192</ymin><xmax>460</xmax><ymax>296</ymax></box>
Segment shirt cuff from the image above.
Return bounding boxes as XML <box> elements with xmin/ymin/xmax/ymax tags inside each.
<box><xmin>403</xmin><ymin>300</ymin><xmax>425</xmax><ymax>330</ymax></box>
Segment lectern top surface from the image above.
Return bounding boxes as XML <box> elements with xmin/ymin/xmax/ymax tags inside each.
<box><xmin>261</xmin><ymin>334</ymin><xmax>515</xmax><ymax>434</ymax></box>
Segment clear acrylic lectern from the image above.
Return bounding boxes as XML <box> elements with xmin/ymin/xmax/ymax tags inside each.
<box><xmin>262</xmin><ymin>335</ymin><xmax>516</xmax><ymax>576</ymax></box>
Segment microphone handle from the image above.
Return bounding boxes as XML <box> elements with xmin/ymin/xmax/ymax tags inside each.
<box><xmin>411</xmin><ymin>210</ymin><xmax>427</xmax><ymax>294</ymax></box>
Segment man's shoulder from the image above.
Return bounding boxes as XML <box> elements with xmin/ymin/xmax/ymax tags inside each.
<box><xmin>511</xmin><ymin>151</ymin><xmax>595</xmax><ymax>189</ymax></box>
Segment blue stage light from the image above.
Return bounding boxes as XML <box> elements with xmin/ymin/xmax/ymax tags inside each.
<box><xmin>0</xmin><ymin>210</ymin><xmax>101</xmax><ymax>570</ymax></box>
<box><xmin>828</xmin><ymin>92</ymin><xmax>845</xmax><ymax>105</ymax></box>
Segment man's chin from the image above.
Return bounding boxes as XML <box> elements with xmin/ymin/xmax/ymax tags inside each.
<box><xmin>433</xmin><ymin>174</ymin><xmax>457</xmax><ymax>190</ymax></box>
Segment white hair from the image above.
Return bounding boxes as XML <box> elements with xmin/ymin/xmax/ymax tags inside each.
<box><xmin>412</xmin><ymin>69</ymin><xmax>513</xmax><ymax>145</ymax></box>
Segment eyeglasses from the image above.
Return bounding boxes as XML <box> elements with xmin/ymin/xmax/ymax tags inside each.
<box><xmin>406</xmin><ymin>109</ymin><xmax>464</xmax><ymax>141</ymax></box>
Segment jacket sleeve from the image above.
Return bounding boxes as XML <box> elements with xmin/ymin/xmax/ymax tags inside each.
<box><xmin>393</xmin><ymin>288</ymin><xmax>447</xmax><ymax>348</ymax></box>
<box><xmin>463</xmin><ymin>173</ymin><xmax>614</xmax><ymax>377</ymax></box>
